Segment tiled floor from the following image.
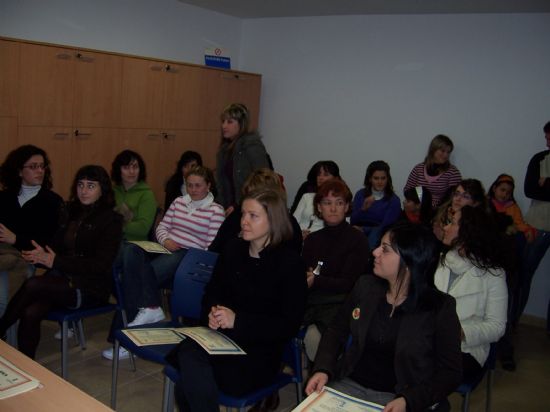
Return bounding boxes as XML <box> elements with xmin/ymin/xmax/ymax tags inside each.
<box><xmin>22</xmin><ymin>316</ymin><xmax>550</xmax><ymax>411</ymax></box>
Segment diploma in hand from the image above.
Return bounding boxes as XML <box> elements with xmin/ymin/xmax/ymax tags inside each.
<box><xmin>292</xmin><ymin>387</ymin><xmax>383</xmax><ymax>412</ymax></box>
<box><xmin>121</xmin><ymin>328</ymin><xmax>185</xmax><ymax>346</ymax></box>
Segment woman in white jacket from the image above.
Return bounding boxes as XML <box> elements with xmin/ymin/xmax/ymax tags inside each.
<box><xmin>435</xmin><ymin>205</ymin><xmax>509</xmax><ymax>380</ymax></box>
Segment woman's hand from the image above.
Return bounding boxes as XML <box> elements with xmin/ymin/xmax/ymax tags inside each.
<box><xmin>383</xmin><ymin>397</ymin><xmax>406</xmax><ymax>412</ymax></box>
<box><xmin>225</xmin><ymin>206</ymin><xmax>235</xmax><ymax>217</ymax></box>
<box><xmin>163</xmin><ymin>239</ymin><xmax>180</xmax><ymax>252</ymax></box>
<box><xmin>210</xmin><ymin>305</ymin><xmax>235</xmax><ymax>329</ymax></box>
<box><xmin>21</xmin><ymin>240</ymin><xmax>55</xmax><ymax>268</ymax></box>
<box><xmin>362</xmin><ymin>195</ymin><xmax>375</xmax><ymax>211</ymax></box>
<box><xmin>306</xmin><ymin>268</ymin><xmax>315</xmax><ymax>288</ymax></box>
<box><xmin>0</xmin><ymin>223</ymin><xmax>16</xmax><ymax>245</ymax></box>
<box><xmin>305</xmin><ymin>372</ymin><xmax>328</xmax><ymax>395</ymax></box>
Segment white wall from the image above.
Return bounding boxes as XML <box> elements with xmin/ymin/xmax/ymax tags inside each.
<box><xmin>240</xmin><ymin>13</ymin><xmax>550</xmax><ymax>317</ymax></box>
<box><xmin>1</xmin><ymin>3</ymin><xmax>548</xmax><ymax>318</ymax></box>
<box><xmin>0</xmin><ymin>0</ymin><xmax>242</xmax><ymax>65</ymax></box>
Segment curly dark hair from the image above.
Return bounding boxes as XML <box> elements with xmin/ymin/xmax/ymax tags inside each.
<box><xmin>445</xmin><ymin>205</ymin><xmax>512</xmax><ymax>273</ymax></box>
<box><xmin>306</xmin><ymin>161</ymin><xmax>341</xmax><ymax>187</ymax></box>
<box><xmin>0</xmin><ymin>145</ymin><xmax>53</xmax><ymax>193</ymax></box>
<box><xmin>110</xmin><ymin>150</ymin><xmax>147</xmax><ymax>185</ymax></box>
<box><xmin>70</xmin><ymin>165</ymin><xmax>115</xmax><ymax>211</ymax></box>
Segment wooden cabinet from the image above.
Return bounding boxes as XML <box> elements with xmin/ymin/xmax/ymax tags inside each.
<box><xmin>0</xmin><ymin>39</ymin><xmax>19</xmax><ymax>117</ymax></box>
<box><xmin>2</xmin><ymin>37</ymin><xmax>261</xmax><ymax>201</ymax></box>
<box><xmin>18</xmin><ymin>43</ymin><xmax>122</xmax><ymax>127</ymax></box>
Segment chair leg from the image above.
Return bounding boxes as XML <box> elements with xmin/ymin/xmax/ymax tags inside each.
<box><xmin>162</xmin><ymin>375</ymin><xmax>174</xmax><ymax>412</ymax></box>
<box><xmin>462</xmin><ymin>392</ymin><xmax>470</xmax><ymax>412</ymax></box>
<box><xmin>111</xmin><ymin>340</ymin><xmax>120</xmax><ymax>409</ymax></box>
<box><xmin>61</xmin><ymin>320</ymin><xmax>69</xmax><ymax>379</ymax></box>
<box><xmin>76</xmin><ymin>319</ymin><xmax>87</xmax><ymax>350</ymax></box>
<box><xmin>295</xmin><ymin>381</ymin><xmax>303</xmax><ymax>403</ymax></box>
<box><xmin>120</xmin><ymin>309</ymin><xmax>136</xmax><ymax>371</ymax></box>
<box><xmin>485</xmin><ymin>370</ymin><xmax>494</xmax><ymax>412</ymax></box>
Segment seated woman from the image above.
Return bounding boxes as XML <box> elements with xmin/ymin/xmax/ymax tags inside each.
<box><xmin>169</xmin><ymin>189</ymin><xmax>307</xmax><ymax>412</ymax></box>
<box><xmin>306</xmin><ymin>222</ymin><xmax>462</xmax><ymax>412</ymax></box>
<box><xmin>404</xmin><ymin>134</ymin><xmax>462</xmax><ymax>209</ymax></box>
<box><xmin>302</xmin><ymin>179</ymin><xmax>370</xmax><ymax>361</ymax></box>
<box><xmin>435</xmin><ymin>206</ymin><xmax>509</xmax><ymax>381</ymax></box>
<box><xmin>164</xmin><ymin>150</ymin><xmax>203</xmax><ymax>212</ymax></box>
<box><xmin>351</xmin><ymin>160</ymin><xmax>401</xmax><ymax>248</ymax></box>
<box><xmin>0</xmin><ymin>165</ymin><xmax>122</xmax><ymax>358</ymax></box>
<box><xmin>208</xmin><ymin>168</ymin><xmax>302</xmax><ymax>254</ymax></box>
<box><xmin>0</xmin><ymin>145</ymin><xmax>63</xmax><ymax>317</ymax></box>
<box><xmin>432</xmin><ymin>178</ymin><xmax>487</xmax><ymax>241</ymax></box>
<box><xmin>290</xmin><ymin>160</ymin><xmax>340</xmax><ymax>214</ymax></box>
<box><xmin>293</xmin><ymin>160</ymin><xmax>341</xmax><ymax>238</ymax></box>
<box><xmin>104</xmin><ymin>166</ymin><xmax>224</xmax><ymax>360</ymax></box>
<box><xmin>401</xmin><ymin>186</ymin><xmax>433</xmax><ymax>226</ymax></box>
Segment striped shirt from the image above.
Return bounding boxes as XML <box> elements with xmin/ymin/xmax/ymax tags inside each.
<box><xmin>156</xmin><ymin>193</ymin><xmax>225</xmax><ymax>250</ymax></box>
<box><xmin>404</xmin><ymin>163</ymin><xmax>462</xmax><ymax>208</ymax></box>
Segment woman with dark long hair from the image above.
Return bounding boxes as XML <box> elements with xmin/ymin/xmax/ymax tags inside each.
<box><xmin>164</xmin><ymin>150</ymin><xmax>203</xmax><ymax>211</ymax></box>
<box><xmin>306</xmin><ymin>222</ymin><xmax>462</xmax><ymax>412</ymax></box>
<box><xmin>351</xmin><ymin>160</ymin><xmax>401</xmax><ymax>248</ymax></box>
<box><xmin>290</xmin><ymin>160</ymin><xmax>341</xmax><ymax>214</ymax></box>
<box><xmin>435</xmin><ymin>205</ymin><xmax>508</xmax><ymax>380</ymax></box>
<box><xmin>0</xmin><ymin>165</ymin><xmax>122</xmax><ymax>358</ymax></box>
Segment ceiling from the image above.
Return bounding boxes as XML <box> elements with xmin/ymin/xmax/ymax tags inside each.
<box><xmin>177</xmin><ymin>0</ymin><xmax>550</xmax><ymax>18</ymax></box>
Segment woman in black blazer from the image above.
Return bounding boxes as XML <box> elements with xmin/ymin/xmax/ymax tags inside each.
<box><xmin>170</xmin><ymin>189</ymin><xmax>307</xmax><ymax>412</ymax></box>
<box><xmin>306</xmin><ymin>222</ymin><xmax>462</xmax><ymax>412</ymax></box>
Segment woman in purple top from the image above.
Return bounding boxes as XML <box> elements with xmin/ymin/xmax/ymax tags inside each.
<box><xmin>351</xmin><ymin>161</ymin><xmax>401</xmax><ymax>249</ymax></box>
<box><xmin>404</xmin><ymin>135</ymin><xmax>462</xmax><ymax>209</ymax></box>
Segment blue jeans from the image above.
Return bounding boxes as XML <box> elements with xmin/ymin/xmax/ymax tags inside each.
<box><xmin>515</xmin><ymin>229</ymin><xmax>550</xmax><ymax>322</ymax></box>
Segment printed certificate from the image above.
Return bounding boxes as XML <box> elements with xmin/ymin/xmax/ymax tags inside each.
<box><xmin>175</xmin><ymin>326</ymin><xmax>246</xmax><ymax>355</ymax></box>
<box><xmin>121</xmin><ymin>328</ymin><xmax>185</xmax><ymax>346</ymax></box>
<box><xmin>292</xmin><ymin>387</ymin><xmax>383</xmax><ymax>412</ymax></box>
<box><xmin>0</xmin><ymin>356</ymin><xmax>41</xmax><ymax>399</ymax></box>
<box><xmin>127</xmin><ymin>240</ymin><xmax>171</xmax><ymax>254</ymax></box>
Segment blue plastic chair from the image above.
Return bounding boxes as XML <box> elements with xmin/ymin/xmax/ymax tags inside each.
<box><xmin>110</xmin><ymin>247</ymin><xmax>218</xmax><ymax>409</ymax></box>
<box><xmin>161</xmin><ymin>335</ymin><xmax>304</xmax><ymax>412</ymax></box>
<box><xmin>455</xmin><ymin>343</ymin><xmax>497</xmax><ymax>412</ymax></box>
<box><xmin>45</xmin><ymin>265</ymin><xmax>130</xmax><ymax>379</ymax></box>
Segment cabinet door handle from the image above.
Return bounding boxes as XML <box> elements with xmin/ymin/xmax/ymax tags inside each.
<box><xmin>54</xmin><ymin>132</ymin><xmax>70</xmax><ymax>139</ymax></box>
<box><xmin>221</xmin><ymin>73</ymin><xmax>246</xmax><ymax>81</ymax></box>
<box><xmin>150</xmin><ymin>65</ymin><xmax>163</xmax><ymax>71</ymax></box>
<box><xmin>147</xmin><ymin>133</ymin><xmax>161</xmax><ymax>138</ymax></box>
<box><xmin>74</xmin><ymin>129</ymin><xmax>92</xmax><ymax>137</ymax></box>
<box><xmin>75</xmin><ymin>52</ymin><xmax>94</xmax><ymax>63</ymax></box>
<box><xmin>162</xmin><ymin>133</ymin><xmax>176</xmax><ymax>140</ymax></box>
<box><xmin>165</xmin><ymin>64</ymin><xmax>179</xmax><ymax>73</ymax></box>
<box><xmin>56</xmin><ymin>53</ymin><xmax>72</xmax><ymax>60</ymax></box>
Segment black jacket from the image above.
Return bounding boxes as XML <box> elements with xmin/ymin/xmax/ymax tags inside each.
<box><xmin>51</xmin><ymin>203</ymin><xmax>122</xmax><ymax>304</ymax></box>
<box><xmin>313</xmin><ymin>275</ymin><xmax>462</xmax><ymax>412</ymax></box>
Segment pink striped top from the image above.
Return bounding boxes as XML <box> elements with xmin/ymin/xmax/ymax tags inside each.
<box><xmin>156</xmin><ymin>193</ymin><xmax>225</xmax><ymax>250</ymax></box>
<box><xmin>404</xmin><ymin>163</ymin><xmax>462</xmax><ymax>208</ymax></box>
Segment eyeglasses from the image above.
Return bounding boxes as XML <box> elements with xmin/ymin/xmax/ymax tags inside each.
<box><xmin>452</xmin><ymin>191</ymin><xmax>472</xmax><ymax>201</ymax></box>
<box><xmin>22</xmin><ymin>163</ymin><xmax>46</xmax><ymax>170</ymax></box>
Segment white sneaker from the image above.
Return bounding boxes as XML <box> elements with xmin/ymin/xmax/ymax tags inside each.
<box><xmin>102</xmin><ymin>347</ymin><xmax>130</xmax><ymax>360</ymax></box>
<box><xmin>128</xmin><ymin>307</ymin><xmax>165</xmax><ymax>327</ymax></box>
<box><xmin>54</xmin><ymin>328</ymin><xmax>75</xmax><ymax>340</ymax></box>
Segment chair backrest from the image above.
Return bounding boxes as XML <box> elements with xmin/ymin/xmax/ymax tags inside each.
<box><xmin>171</xmin><ymin>248</ymin><xmax>218</xmax><ymax>321</ymax></box>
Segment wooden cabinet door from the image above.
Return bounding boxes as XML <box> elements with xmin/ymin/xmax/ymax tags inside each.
<box><xmin>73</xmin><ymin>50</ymin><xmax>122</xmax><ymax>127</ymax></box>
<box><xmin>120</xmin><ymin>57</ymin><xmax>164</xmax><ymax>129</ymax></box>
<box><xmin>18</xmin><ymin>43</ymin><xmax>74</xmax><ymax>127</ymax></box>
<box><xmin>0</xmin><ymin>40</ymin><xmax>19</xmax><ymax>117</ymax></box>
<box><xmin>198</xmin><ymin>69</ymin><xmax>262</xmax><ymax>131</ymax></box>
<box><xmin>0</xmin><ymin>117</ymin><xmax>18</xmax><ymax>162</ymax></box>
<box><xmin>162</xmin><ymin>63</ymin><xmax>202</xmax><ymax>130</ymax></box>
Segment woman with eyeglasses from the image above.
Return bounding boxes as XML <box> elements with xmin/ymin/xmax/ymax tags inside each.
<box><xmin>404</xmin><ymin>134</ymin><xmax>462</xmax><ymax>209</ymax></box>
<box><xmin>0</xmin><ymin>145</ymin><xmax>63</xmax><ymax>317</ymax></box>
<box><xmin>0</xmin><ymin>165</ymin><xmax>122</xmax><ymax>358</ymax></box>
<box><xmin>435</xmin><ymin>206</ymin><xmax>509</xmax><ymax>381</ymax></box>
<box><xmin>432</xmin><ymin>179</ymin><xmax>487</xmax><ymax>241</ymax></box>
<box><xmin>301</xmin><ymin>179</ymin><xmax>370</xmax><ymax>362</ymax></box>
